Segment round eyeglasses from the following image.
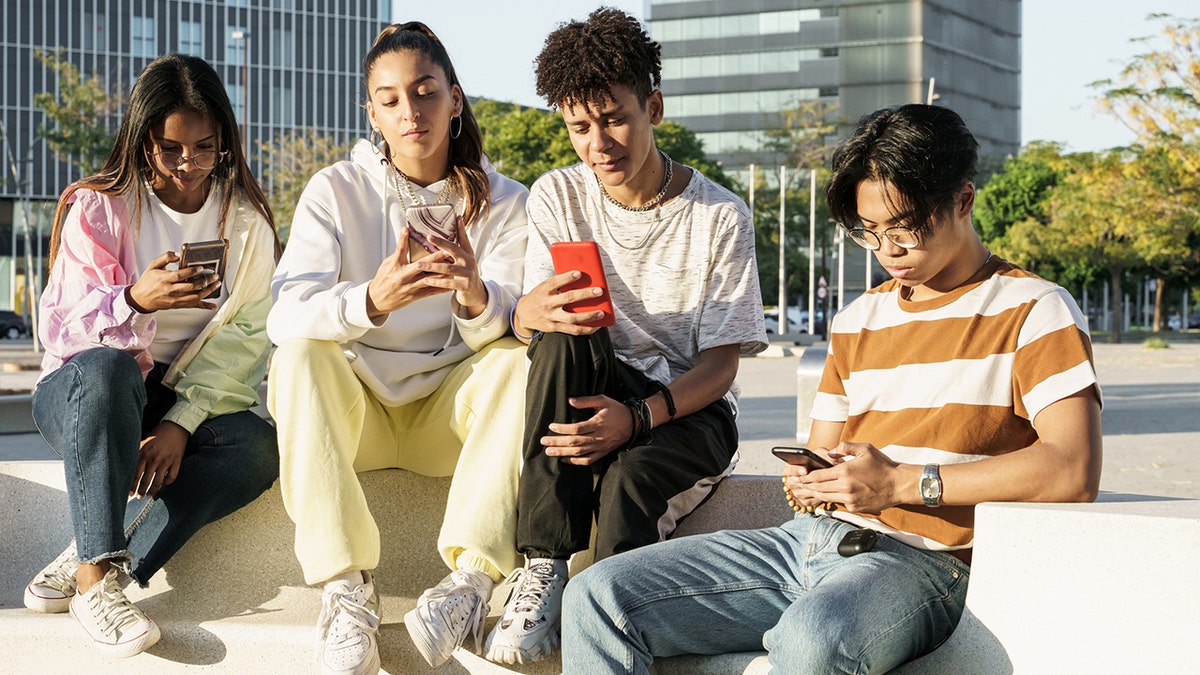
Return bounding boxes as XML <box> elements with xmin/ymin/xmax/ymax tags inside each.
<box><xmin>151</xmin><ymin>150</ymin><xmax>227</xmax><ymax>171</ymax></box>
<box><xmin>845</xmin><ymin>226</ymin><xmax>921</xmax><ymax>251</ymax></box>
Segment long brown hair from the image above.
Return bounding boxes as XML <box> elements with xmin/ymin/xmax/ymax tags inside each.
<box><xmin>364</xmin><ymin>22</ymin><xmax>490</xmax><ymax>227</ymax></box>
<box><xmin>48</xmin><ymin>53</ymin><xmax>278</xmax><ymax>271</ymax></box>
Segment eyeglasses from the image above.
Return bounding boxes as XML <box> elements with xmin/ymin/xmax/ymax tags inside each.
<box><xmin>845</xmin><ymin>226</ymin><xmax>921</xmax><ymax>251</ymax></box>
<box><xmin>151</xmin><ymin>150</ymin><xmax>227</xmax><ymax>171</ymax></box>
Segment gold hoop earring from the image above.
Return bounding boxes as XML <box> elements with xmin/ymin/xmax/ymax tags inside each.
<box><xmin>449</xmin><ymin>115</ymin><xmax>462</xmax><ymax>140</ymax></box>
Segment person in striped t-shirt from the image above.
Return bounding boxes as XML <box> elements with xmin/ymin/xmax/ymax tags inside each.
<box><xmin>559</xmin><ymin>104</ymin><xmax>1103</xmax><ymax>673</ymax></box>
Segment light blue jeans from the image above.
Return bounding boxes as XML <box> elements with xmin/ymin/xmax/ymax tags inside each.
<box><xmin>562</xmin><ymin>512</ymin><xmax>970</xmax><ymax>674</ymax></box>
<box><xmin>32</xmin><ymin>347</ymin><xmax>278</xmax><ymax>585</ymax></box>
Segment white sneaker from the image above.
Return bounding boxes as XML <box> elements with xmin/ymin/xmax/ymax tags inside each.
<box><xmin>316</xmin><ymin>570</ymin><xmax>381</xmax><ymax>675</ymax></box>
<box><xmin>69</xmin><ymin>568</ymin><xmax>160</xmax><ymax>658</ymax></box>
<box><xmin>404</xmin><ymin>567</ymin><xmax>494</xmax><ymax>667</ymax></box>
<box><xmin>484</xmin><ymin>558</ymin><xmax>568</xmax><ymax>665</ymax></box>
<box><xmin>24</xmin><ymin>541</ymin><xmax>79</xmax><ymax>613</ymax></box>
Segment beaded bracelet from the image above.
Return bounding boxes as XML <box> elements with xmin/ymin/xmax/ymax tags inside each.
<box><xmin>509</xmin><ymin>305</ymin><xmax>542</xmax><ymax>341</ymax></box>
<box><xmin>781</xmin><ymin>475</ymin><xmax>837</xmax><ymax>514</ymax></box>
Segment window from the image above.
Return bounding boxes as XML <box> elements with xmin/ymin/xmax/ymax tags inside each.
<box><xmin>131</xmin><ymin>16</ymin><xmax>156</xmax><ymax>57</ymax></box>
<box><xmin>226</xmin><ymin>27</ymin><xmax>247</xmax><ymax>64</ymax></box>
<box><xmin>180</xmin><ymin>20</ymin><xmax>203</xmax><ymax>56</ymax></box>
<box><xmin>83</xmin><ymin>12</ymin><xmax>106</xmax><ymax>50</ymax></box>
<box><xmin>818</xmin><ymin>86</ymin><xmax>839</xmax><ymax>98</ymax></box>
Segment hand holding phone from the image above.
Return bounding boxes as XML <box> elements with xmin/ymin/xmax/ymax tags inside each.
<box><xmin>549</xmin><ymin>241</ymin><xmax>615</xmax><ymax>327</ymax></box>
<box><xmin>179</xmin><ymin>239</ymin><xmax>228</xmax><ymax>300</ymax></box>
<box><xmin>771</xmin><ymin>446</ymin><xmax>834</xmax><ymax>471</ymax></box>
<box><xmin>406</xmin><ymin>204</ymin><xmax>458</xmax><ymax>254</ymax></box>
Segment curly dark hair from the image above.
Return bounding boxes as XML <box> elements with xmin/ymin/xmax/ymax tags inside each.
<box><xmin>534</xmin><ymin>6</ymin><xmax>661</xmax><ymax>111</ymax></box>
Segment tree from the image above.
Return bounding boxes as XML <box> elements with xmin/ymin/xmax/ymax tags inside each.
<box><xmin>258</xmin><ymin>128</ymin><xmax>352</xmax><ymax>244</ymax></box>
<box><xmin>474</xmin><ymin>100</ymin><xmax>575</xmax><ymax>187</ymax></box>
<box><xmin>1093</xmin><ymin>13</ymin><xmax>1200</xmax><ymax>327</ymax></box>
<box><xmin>32</xmin><ymin>49</ymin><xmax>122</xmax><ymax>176</ymax></box>
<box><xmin>655</xmin><ymin>120</ymin><xmax>735</xmax><ymax>192</ymax></box>
<box><xmin>761</xmin><ymin>98</ymin><xmax>840</xmax><ymax>170</ymax></box>
<box><xmin>974</xmin><ymin>141</ymin><xmax>1064</xmax><ymax>243</ymax></box>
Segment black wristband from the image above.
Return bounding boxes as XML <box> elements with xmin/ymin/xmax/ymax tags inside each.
<box><xmin>623</xmin><ymin>397</ymin><xmax>652</xmax><ymax>450</ymax></box>
<box><xmin>652</xmin><ymin>381</ymin><xmax>677</xmax><ymax>422</ymax></box>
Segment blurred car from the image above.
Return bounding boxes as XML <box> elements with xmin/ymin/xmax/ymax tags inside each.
<box><xmin>0</xmin><ymin>310</ymin><xmax>27</xmax><ymax>339</ymax></box>
<box><xmin>1168</xmin><ymin>313</ymin><xmax>1200</xmax><ymax>330</ymax></box>
<box><xmin>763</xmin><ymin>308</ymin><xmax>825</xmax><ymax>334</ymax></box>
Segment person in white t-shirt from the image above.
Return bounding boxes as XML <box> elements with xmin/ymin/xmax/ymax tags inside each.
<box><xmin>485</xmin><ymin>8</ymin><xmax>768</xmax><ymax>665</ymax></box>
<box><xmin>266</xmin><ymin>22</ymin><xmax>529</xmax><ymax>673</ymax></box>
<box><xmin>24</xmin><ymin>54</ymin><xmax>280</xmax><ymax>658</ymax></box>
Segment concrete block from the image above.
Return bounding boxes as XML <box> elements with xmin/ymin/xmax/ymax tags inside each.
<box><xmin>794</xmin><ymin>346</ymin><xmax>827</xmax><ymax>444</ymax></box>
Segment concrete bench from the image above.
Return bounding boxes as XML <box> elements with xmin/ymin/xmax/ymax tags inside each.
<box><xmin>0</xmin><ymin>460</ymin><xmax>791</xmax><ymax>673</ymax></box>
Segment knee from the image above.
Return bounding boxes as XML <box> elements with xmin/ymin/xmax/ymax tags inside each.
<box><xmin>765</xmin><ymin>606</ymin><xmax>861</xmax><ymax>674</ymax></box>
<box><xmin>71</xmin><ymin>347</ymin><xmax>143</xmax><ymax>390</ymax></box>
<box><xmin>564</xmin><ymin>561</ymin><xmax>622</xmax><ymax>627</ymax></box>
<box><xmin>270</xmin><ymin>338</ymin><xmax>340</xmax><ymax>373</ymax></box>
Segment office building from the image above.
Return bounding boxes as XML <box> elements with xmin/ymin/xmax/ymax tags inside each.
<box><xmin>1</xmin><ymin>0</ymin><xmax>390</xmax><ymax>309</ymax></box>
<box><xmin>649</xmin><ymin>0</ymin><xmax>1021</xmax><ymax>170</ymax></box>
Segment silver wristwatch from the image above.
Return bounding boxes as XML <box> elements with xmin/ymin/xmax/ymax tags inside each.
<box><xmin>920</xmin><ymin>463</ymin><xmax>942</xmax><ymax>508</ymax></box>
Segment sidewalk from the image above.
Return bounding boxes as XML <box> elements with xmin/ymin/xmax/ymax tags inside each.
<box><xmin>2</xmin><ymin>338</ymin><xmax>1199</xmax><ymax>498</ymax></box>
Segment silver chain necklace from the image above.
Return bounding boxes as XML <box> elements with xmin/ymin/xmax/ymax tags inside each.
<box><xmin>596</xmin><ymin>150</ymin><xmax>673</xmax><ymax>212</ymax></box>
<box><xmin>389</xmin><ymin>162</ymin><xmax>454</xmax><ymax>206</ymax></box>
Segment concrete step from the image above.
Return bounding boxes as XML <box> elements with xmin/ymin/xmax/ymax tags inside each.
<box><xmin>0</xmin><ymin>460</ymin><xmax>788</xmax><ymax>673</ymax></box>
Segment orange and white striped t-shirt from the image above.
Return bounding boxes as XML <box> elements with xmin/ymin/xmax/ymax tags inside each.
<box><xmin>809</xmin><ymin>257</ymin><xmax>1099</xmax><ymax>550</ymax></box>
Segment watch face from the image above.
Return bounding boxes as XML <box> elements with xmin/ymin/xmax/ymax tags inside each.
<box><xmin>923</xmin><ymin>478</ymin><xmax>942</xmax><ymax>499</ymax></box>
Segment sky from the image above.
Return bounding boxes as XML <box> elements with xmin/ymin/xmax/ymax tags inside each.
<box><xmin>395</xmin><ymin>1</ymin><xmax>1198</xmax><ymax>154</ymax></box>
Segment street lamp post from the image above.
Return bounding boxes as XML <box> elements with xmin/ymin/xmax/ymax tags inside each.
<box><xmin>231</xmin><ymin>30</ymin><xmax>249</xmax><ymax>148</ymax></box>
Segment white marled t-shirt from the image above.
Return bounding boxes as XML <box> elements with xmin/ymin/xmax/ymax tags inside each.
<box><xmin>524</xmin><ymin>162</ymin><xmax>768</xmax><ymax>402</ymax></box>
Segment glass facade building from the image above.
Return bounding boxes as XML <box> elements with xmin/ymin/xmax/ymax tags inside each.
<box><xmin>648</xmin><ymin>0</ymin><xmax>1021</xmax><ymax>170</ymax></box>
<box><xmin>1</xmin><ymin>0</ymin><xmax>390</xmax><ymax>204</ymax></box>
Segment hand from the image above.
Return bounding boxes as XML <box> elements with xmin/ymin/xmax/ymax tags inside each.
<box><xmin>128</xmin><ymin>252</ymin><xmax>221</xmax><ymax>312</ymax></box>
<box><xmin>366</xmin><ymin>227</ymin><xmax>454</xmax><ymax>321</ymax></box>
<box><xmin>513</xmin><ymin>272</ymin><xmax>608</xmax><ymax>337</ymax></box>
<box><xmin>788</xmin><ymin>442</ymin><xmax>902</xmax><ymax>513</ymax></box>
<box><xmin>541</xmin><ymin>395</ymin><xmax>634</xmax><ymax>466</ymax></box>
<box><xmin>131</xmin><ymin>421</ymin><xmax>189</xmax><ymax>498</ymax></box>
<box><xmin>415</xmin><ymin>217</ymin><xmax>489</xmax><ymax>318</ymax></box>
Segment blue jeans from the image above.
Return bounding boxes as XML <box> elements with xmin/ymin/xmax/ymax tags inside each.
<box><xmin>562</xmin><ymin>513</ymin><xmax>970</xmax><ymax>674</ymax></box>
<box><xmin>32</xmin><ymin>347</ymin><xmax>278</xmax><ymax>585</ymax></box>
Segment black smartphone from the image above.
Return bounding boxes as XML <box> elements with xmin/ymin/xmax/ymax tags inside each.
<box><xmin>179</xmin><ymin>238</ymin><xmax>228</xmax><ymax>300</ymax></box>
<box><xmin>405</xmin><ymin>204</ymin><xmax>458</xmax><ymax>254</ymax></box>
<box><xmin>771</xmin><ymin>446</ymin><xmax>834</xmax><ymax>471</ymax></box>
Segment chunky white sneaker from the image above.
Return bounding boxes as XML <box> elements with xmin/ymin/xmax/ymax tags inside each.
<box><xmin>404</xmin><ymin>567</ymin><xmax>494</xmax><ymax>667</ymax></box>
<box><xmin>24</xmin><ymin>541</ymin><xmax>79</xmax><ymax>613</ymax></box>
<box><xmin>315</xmin><ymin>570</ymin><xmax>381</xmax><ymax>675</ymax></box>
<box><xmin>484</xmin><ymin>558</ymin><xmax>568</xmax><ymax>665</ymax></box>
<box><xmin>69</xmin><ymin>568</ymin><xmax>160</xmax><ymax>658</ymax></box>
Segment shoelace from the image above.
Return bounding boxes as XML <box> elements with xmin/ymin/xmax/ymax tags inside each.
<box><xmin>88</xmin><ymin>573</ymin><xmax>147</xmax><ymax>636</ymax></box>
<box><xmin>34</xmin><ymin>543</ymin><xmax>78</xmax><ymax>594</ymax></box>
<box><xmin>320</xmin><ymin>585</ymin><xmax>380</xmax><ymax>652</ymax></box>
<box><xmin>508</xmin><ymin>562</ymin><xmax>560</xmax><ymax>614</ymax></box>
<box><xmin>424</xmin><ymin>574</ymin><xmax>487</xmax><ymax>652</ymax></box>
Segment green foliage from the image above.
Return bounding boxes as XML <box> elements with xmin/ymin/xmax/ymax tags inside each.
<box><xmin>748</xmin><ymin>166</ymin><xmax>832</xmax><ymax>306</ymax></box>
<box><xmin>31</xmin><ymin>49</ymin><xmax>122</xmax><ymax>176</ymax></box>
<box><xmin>974</xmin><ymin>142</ymin><xmax>1064</xmax><ymax>242</ymax></box>
<box><xmin>474</xmin><ymin>99</ymin><xmax>575</xmax><ymax>187</ymax></box>
<box><xmin>761</xmin><ymin>98</ymin><xmax>840</xmax><ymax>170</ymax></box>
<box><xmin>258</xmin><ymin>128</ymin><xmax>352</xmax><ymax>244</ymax></box>
<box><xmin>1142</xmin><ymin>336</ymin><xmax>1170</xmax><ymax>349</ymax></box>
<box><xmin>655</xmin><ymin>120</ymin><xmax>735</xmax><ymax>192</ymax></box>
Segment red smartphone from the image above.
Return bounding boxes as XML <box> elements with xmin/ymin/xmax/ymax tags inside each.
<box><xmin>405</xmin><ymin>204</ymin><xmax>458</xmax><ymax>254</ymax></box>
<box><xmin>549</xmin><ymin>241</ymin><xmax>615</xmax><ymax>328</ymax></box>
<box><xmin>771</xmin><ymin>446</ymin><xmax>834</xmax><ymax>471</ymax></box>
<box><xmin>179</xmin><ymin>238</ymin><xmax>228</xmax><ymax>300</ymax></box>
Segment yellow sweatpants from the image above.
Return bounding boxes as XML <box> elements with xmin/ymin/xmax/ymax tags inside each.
<box><xmin>267</xmin><ymin>337</ymin><xmax>527</xmax><ymax>585</ymax></box>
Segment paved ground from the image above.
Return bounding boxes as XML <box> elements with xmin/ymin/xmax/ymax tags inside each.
<box><xmin>2</xmin><ymin>336</ymin><xmax>1199</xmax><ymax>498</ymax></box>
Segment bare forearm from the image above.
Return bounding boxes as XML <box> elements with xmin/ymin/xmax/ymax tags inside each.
<box><xmin>645</xmin><ymin>344</ymin><xmax>740</xmax><ymax>428</ymax></box>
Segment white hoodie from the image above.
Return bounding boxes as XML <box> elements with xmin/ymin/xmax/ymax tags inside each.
<box><xmin>268</xmin><ymin>140</ymin><xmax>528</xmax><ymax>406</ymax></box>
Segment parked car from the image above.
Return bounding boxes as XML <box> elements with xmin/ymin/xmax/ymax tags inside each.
<box><xmin>0</xmin><ymin>310</ymin><xmax>26</xmax><ymax>339</ymax></box>
<box><xmin>763</xmin><ymin>308</ymin><xmax>825</xmax><ymax>334</ymax></box>
<box><xmin>1168</xmin><ymin>313</ymin><xmax>1200</xmax><ymax>330</ymax></box>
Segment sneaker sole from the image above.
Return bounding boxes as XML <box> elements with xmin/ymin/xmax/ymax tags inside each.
<box><xmin>403</xmin><ymin>607</ymin><xmax>456</xmax><ymax>668</ymax></box>
<box><xmin>24</xmin><ymin>585</ymin><xmax>74</xmax><ymax>614</ymax></box>
<box><xmin>70</xmin><ymin>608</ymin><xmax>161</xmax><ymax>659</ymax></box>
<box><xmin>484</xmin><ymin>630</ymin><xmax>560</xmax><ymax>665</ymax></box>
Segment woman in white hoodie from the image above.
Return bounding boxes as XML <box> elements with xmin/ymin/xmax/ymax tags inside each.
<box><xmin>266</xmin><ymin>22</ymin><xmax>528</xmax><ymax>673</ymax></box>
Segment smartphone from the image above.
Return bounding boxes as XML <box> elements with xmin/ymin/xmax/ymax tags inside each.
<box><xmin>405</xmin><ymin>204</ymin><xmax>458</xmax><ymax>254</ymax></box>
<box><xmin>771</xmin><ymin>446</ymin><xmax>834</xmax><ymax>471</ymax></box>
<box><xmin>179</xmin><ymin>238</ymin><xmax>228</xmax><ymax>300</ymax></box>
<box><xmin>549</xmin><ymin>241</ymin><xmax>615</xmax><ymax>328</ymax></box>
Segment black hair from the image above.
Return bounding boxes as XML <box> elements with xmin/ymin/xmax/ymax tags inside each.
<box><xmin>826</xmin><ymin>104</ymin><xmax>979</xmax><ymax>236</ymax></box>
<box><xmin>49</xmin><ymin>53</ymin><xmax>277</xmax><ymax>270</ymax></box>
<box><xmin>534</xmin><ymin>6</ymin><xmax>661</xmax><ymax>111</ymax></box>
<box><xmin>365</xmin><ymin>22</ymin><xmax>489</xmax><ymax>227</ymax></box>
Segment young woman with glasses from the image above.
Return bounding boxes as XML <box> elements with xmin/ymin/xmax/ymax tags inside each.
<box><xmin>23</xmin><ymin>53</ymin><xmax>281</xmax><ymax>658</ymax></box>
